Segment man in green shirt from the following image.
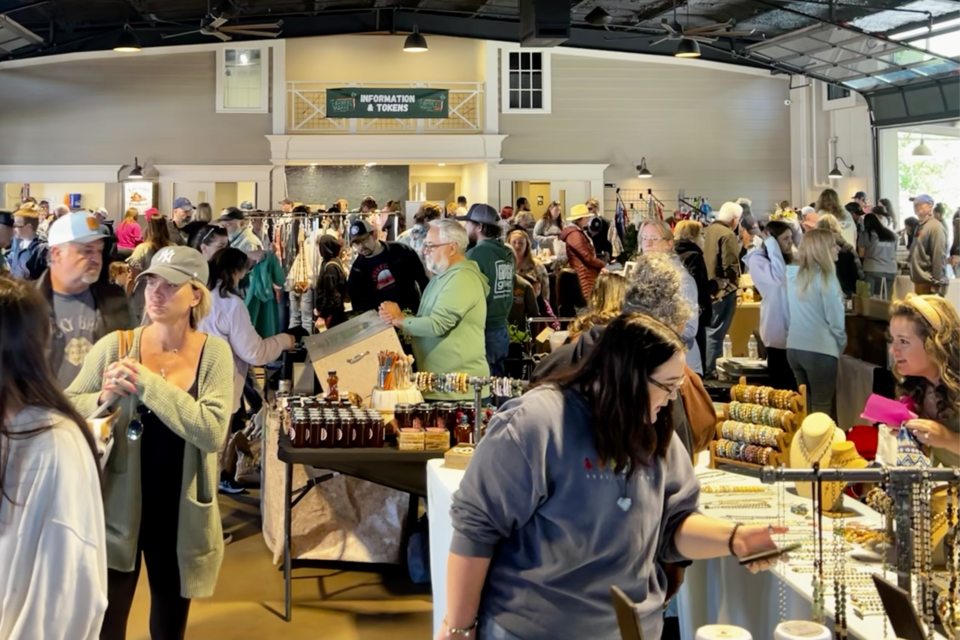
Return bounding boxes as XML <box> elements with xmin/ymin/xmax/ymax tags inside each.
<box><xmin>458</xmin><ymin>204</ymin><xmax>516</xmax><ymax>376</ymax></box>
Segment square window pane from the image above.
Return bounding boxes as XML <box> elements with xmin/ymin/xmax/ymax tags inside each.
<box><xmin>510</xmin><ymin>92</ymin><xmax>520</xmax><ymax>109</ymax></box>
<box><xmin>521</xmin><ymin>91</ymin><xmax>531</xmax><ymax>108</ymax></box>
<box><xmin>509</xmin><ymin>51</ymin><xmax>519</xmax><ymax>70</ymax></box>
<box><xmin>521</xmin><ymin>72</ymin><xmax>531</xmax><ymax>89</ymax></box>
<box><xmin>510</xmin><ymin>72</ymin><xmax>520</xmax><ymax>89</ymax></box>
<box><xmin>532</xmin><ymin>72</ymin><xmax>542</xmax><ymax>90</ymax></box>
<box><xmin>532</xmin><ymin>52</ymin><xmax>542</xmax><ymax>70</ymax></box>
<box><xmin>532</xmin><ymin>91</ymin><xmax>542</xmax><ymax>109</ymax></box>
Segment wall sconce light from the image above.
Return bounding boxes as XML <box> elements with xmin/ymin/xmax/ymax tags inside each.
<box><xmin>828</xmin><ymin>156</ymin><xmax>854</xmax><ymax>179</ymax></box>
<box><xmin>126</xmin><ymin>158</ymin><xmax>144</xmax><ymax>180</ymax></box>
<box><xmin>636</xmin><ymin>158</ymin><xmax>653</xmax><ymax>179</ymax></box>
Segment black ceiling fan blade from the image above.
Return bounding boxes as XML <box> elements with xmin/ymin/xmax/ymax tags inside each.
<box><xmin>161</xmin><ymin>29</ymin><xmax>204</xmax><ymax>39</ymax></box>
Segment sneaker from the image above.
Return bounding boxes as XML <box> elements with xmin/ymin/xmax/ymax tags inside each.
<box><xmin>219</xmin><ymin>478</ymin><xmax>247</xmax><ymax>495</ymax></box>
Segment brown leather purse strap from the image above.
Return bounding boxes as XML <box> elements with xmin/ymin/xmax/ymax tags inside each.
<box><xmin>117</xmin><ymin>329</ymin><xmax>135</xmax><ymax>360</ymax></box>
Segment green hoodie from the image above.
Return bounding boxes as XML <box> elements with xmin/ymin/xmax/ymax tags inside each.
<box><xmin>402</xmin><ymin>258</ymin><xmax>490</xmax><ymax>400</ymax></box>
<box><xmin>466</xmin><ymin>238</ymin><xmax>516</xmax><ymax>329</ymax></box>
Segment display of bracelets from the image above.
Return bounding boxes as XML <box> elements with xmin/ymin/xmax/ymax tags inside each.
<box><xmin>731</xmin><ymin>384</ymin><xmax>798</xmax><ymax>410</ymax></box>
<box><xmin>701</xmin><ymin>485</ymin><xmax>773</xmax><ymax>494</ymax></box>
<box><xmin>864</xmin><ymin>487</ymin><xmax>894</xmax><ymax>518</ymax></box>
<box><xmin>715</xmin><ymin>438</ymin><xmax>777</xmax><ymax>465</ymax></box>
<box><xmin>720</xmin><ymin>420</ymin><xmax>781</xmax><ymax>447</ymax></box>
<box><xmin>701</xmin><ymin>500</ymin><xmax>773</xmax><ymax>510</ymax></box>
<box><xmin>413</xmin><ymin>372</ymin><xmax>470</xmax><ymax>394</ymax></box>
<box><xmin>727</xmin><ymin>402</ymin><xmax>793</xmax><ymax>429</ymax></box>
<box><xmin>490</xmin><ymin>377</ymin><xmax>522</xmax><ymax>398</ymax></box>
<box><xmin>842</xmin><ymin>524</ymin><xmax>891</xmax><ymax>545</ymax></box>
<box><xmin>716</xmin><ymin>516</ymin><xmax>811</xmax><ymax>526</ymax></box>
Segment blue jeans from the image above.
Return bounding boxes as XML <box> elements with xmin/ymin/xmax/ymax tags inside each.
<box><xmin>485</xmin><ymin>326</ymin><xmax>510</xmax><ymax>377</ymax></box>
<box><xmin>864</xmin><ymin>271</ymin><xmax>895</xmax><ymax>299</ymax></box>
<box><xmin>705</xmin><ymin>293</ymin><xmax>737</xmax><ymax>375</ymax></box>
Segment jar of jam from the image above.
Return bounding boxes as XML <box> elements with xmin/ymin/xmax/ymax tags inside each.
<box><xmin>325</xmin><ymin>370</ymin><xmax>339</xmax><ymax>402</ymax></box>
<box><xmin>291</xmin><ymin>414</ymin><xmax>308</xmax><ymax>447</ymax></box>
<box><xmin>366</xmin><ymin>414</ymin><xmax>385</xmax><ymax>448</ymax></box>
<box><xmin>337</xmin><ymin>416</ymin><xmax>356</xmax><ymax>448</ymax></box>
<box><xmin>454</xmin><ymin>413</ymin><xmax>474</xmax><ymax>445</ymax></box>
<box><xmin>394</xmin><ymin>403</ymin><xmax>415</xmax><ymax>431</ymax></box>
<box><xmin>436</xmin><ymin>402</ymin><xmax>458</xmax><ymax>432</ymax></box>
<box><xmin>339</xmin><ymin>393</ymin><xmax>352</xmax><ymax>408</ymax></box>
<box><xmin>322</xmin><ymin>411</ymin><xmax>338</xmax><ymax>447</ymax></box>
<box><xmin>413</xmin><ymin>403</ymin><xmax>435</xmax><ymax>431</ymax></box>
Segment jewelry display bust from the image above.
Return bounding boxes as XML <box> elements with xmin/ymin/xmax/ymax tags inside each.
<box><xmin>789</xmin><ymin>413</ymin><xmax>846</xmax><ymax>503</ymax></box>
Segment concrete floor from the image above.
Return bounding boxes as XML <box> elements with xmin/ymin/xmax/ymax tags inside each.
<box><xmin>122</xmin><ymin>489</ymin><xmax>434</xmax><ymax>640</ymax></box>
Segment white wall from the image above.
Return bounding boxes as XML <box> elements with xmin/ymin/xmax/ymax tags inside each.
<box><xmin>498</xmin><ymin>53</ymin><xmax>792</xmax><ymax>215</ymax></box>
<box><xmin>789</xmin><ymin>82</ymin><xmax>874</xmax><ymax>209</ymax></box>
<box><xmin>5</xmin><ymin>182</ymin><xmax>106</xmax><ymax>211</ymax></box>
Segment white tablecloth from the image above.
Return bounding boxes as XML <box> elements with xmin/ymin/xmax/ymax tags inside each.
<box><xmin>426</xmin><ymin>457</ymin><xmax>943</xmax><ymax>640</ymax></box>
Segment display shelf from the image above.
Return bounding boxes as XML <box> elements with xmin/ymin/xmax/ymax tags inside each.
<box><xmin>709</xmin><ymin>377</ymin><xmax>807</xmax><ymax>472</ymax></box>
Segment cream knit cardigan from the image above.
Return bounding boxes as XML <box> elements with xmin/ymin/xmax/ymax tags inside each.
<box><xmin>66</xmin><ymin>327</ymin><xmax>233</xmax><ymax>599</ymax></box>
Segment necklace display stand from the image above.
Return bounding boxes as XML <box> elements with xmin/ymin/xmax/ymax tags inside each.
<box><xmin>789</xmin><ymin>413</ymin><xmax>846</xmax><ymax>509</ymax></box>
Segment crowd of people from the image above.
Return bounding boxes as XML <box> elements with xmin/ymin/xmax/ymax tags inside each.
<box><xmin>0</xmin><ymin>185</ymin><xmax>957</xmax><ymax>640</ymax></box>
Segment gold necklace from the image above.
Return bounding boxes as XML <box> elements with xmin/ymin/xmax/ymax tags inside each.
<box><xmin>158</xmin><ymin>348</ymin><xmax>180</xmax><ymax>380</ymax></box>
<box><xmin>798</xmin><ymin>430</ymin><xmax>835</xmax><ymax>464</ymax></box>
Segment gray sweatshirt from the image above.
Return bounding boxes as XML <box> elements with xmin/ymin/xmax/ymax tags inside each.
<box><xmin>909</xmin><ymin>216</ymin><xmax>947</xmax><ymax>286</ymax></box>
<box><xmin>450</xmin><ymin>385</ymin><xmax>700</xmax><ymax>640</ymax></box>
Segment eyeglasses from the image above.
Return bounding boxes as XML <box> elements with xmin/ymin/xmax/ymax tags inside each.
<box><xmin>640</xmin><ymin>236</ymin><xmax>668</xmax><ymax>243</ymax></box>
<box><xmin>649</xmin><ymin>374</ymin><xmax>686</xmax><ymax>396</ymax></box>
<box><xmin>422</xmin><ymin>242</ymin><xmax>455</xmax><ymax>253</ymax></box>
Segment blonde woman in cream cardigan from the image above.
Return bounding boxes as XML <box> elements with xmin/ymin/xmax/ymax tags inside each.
<box><xmin>66</xmin><ymin>246</ymin><xmax>233</xmax><ymax>640</ymax></box>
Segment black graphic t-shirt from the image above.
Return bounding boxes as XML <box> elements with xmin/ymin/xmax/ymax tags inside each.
<box><xmin>51</xmin><ymin>288</ymin><xmax>97</xmax><ymax>388</ymax></box>
<box><xmin>367</xmin><ymin>251</ymin><xmax>396</xmax><ymax>296</ymax></box>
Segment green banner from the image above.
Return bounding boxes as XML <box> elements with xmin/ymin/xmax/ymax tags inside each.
<box><xmin>326</xmin><ymin>88</ymin><xmax>449</xmax><ymax>119</ymax></box>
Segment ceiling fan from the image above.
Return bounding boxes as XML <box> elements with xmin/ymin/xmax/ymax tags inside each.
<box><xmin>650</xmin><ymin>18</ymin><xmax>756</xmax><ymax>46</ymax></box>
<box><xmin>161</xmin><ymin>1</ymin><xmax>283</xmax><ymax>42</ymax></box>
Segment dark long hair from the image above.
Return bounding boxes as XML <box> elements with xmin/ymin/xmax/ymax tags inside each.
<box><xmin>208</xmin><ymin>247</ymin><xmax>249</xmax><ymax>298</ymax></box>
<box><xmin>144</xmin><ymin>216</ymin><xmax>172</xmax><ymax>251</ymax></box>
<box><xmin>863</xmin><ymin>212</ymin><xmax>897</xmax><ymax>243</ymax></box>
<box><xmin>188</xmin><ymin>224</ymin><xmax>227</xmax><ymax>252</ymax></box>
<box><xmin>536</xmin><ymin>313</ymin><xmax>685</xmax><ymax>474</ymax></box>
<box><xmin>0</xmin><ymin>278</ymin><xmax>99</xmax><ymax>509</ymax></box>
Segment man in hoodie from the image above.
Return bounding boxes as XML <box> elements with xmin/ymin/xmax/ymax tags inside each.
<box><xmin>560</xmin><ymin>203</ymin><xmax>608</xmax><ymax>300</ymax></box>
<box><xmin>378</xmin><ymin>219</ymin><xmax>489</xmax><ymax>401</ymax></box>
<box><xmin>313</xmin><ymin>235</ymin><xmax>348</xmax><ymax>329</ymax></box>
<box><xmin>348</xmin><ymin>219</ymin><xmax>429</xmax><ymax>315</ymax></box>
<box><xmin>217</xmin><ymin>206</ymin><xmax>263</xmax><ymax>252</ymax></box>
<box><xmin>458</xmin><ymin>203</ymin><xmax>516</xmax><ymax>377</ymax></box>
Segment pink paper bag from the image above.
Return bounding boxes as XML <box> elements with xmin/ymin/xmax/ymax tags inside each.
<box><xmin>860</xmin><ymin>393</ymin><xmax>918</xmax><ymax>426</ymax></box>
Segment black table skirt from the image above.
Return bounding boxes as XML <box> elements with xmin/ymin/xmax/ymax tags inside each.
<box><xmin>277</xmin><ymin>430</ymin><xmax>445</xmax><ymax>497</ymax></box>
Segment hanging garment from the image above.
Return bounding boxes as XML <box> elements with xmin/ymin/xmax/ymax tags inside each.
<box><xmin>245</xmin><ymin>251</ymin><xmax>286</xmax><ymax>338</ymax></box>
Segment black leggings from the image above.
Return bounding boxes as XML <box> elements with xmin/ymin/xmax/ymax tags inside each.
<box><xmin>100</xmin><ymin>537</ymin><xmax>190</xmax><ymax>640</ymax></box>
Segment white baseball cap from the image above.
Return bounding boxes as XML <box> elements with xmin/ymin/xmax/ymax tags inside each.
<box><xmin>47</xmin><ymin>211</ymin><xmax>108</xmax><ymax>247</ymax></box>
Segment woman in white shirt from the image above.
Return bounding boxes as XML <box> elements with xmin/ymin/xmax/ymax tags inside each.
<box><xmin>198</xmin><ymin>248</ymin><xmax>294</xmax><ymax>493</ymax></box>
<box><xmin>0</xmin><ymin>277</ymin><xmax>107</xmax><ymax>640</ymax></box>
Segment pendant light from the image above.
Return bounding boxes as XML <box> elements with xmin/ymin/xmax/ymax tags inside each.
<box><xmin>912</xmin><ymin>134</ymin><xmax>933</xmax><ymax>157</ymax></box>
<box><xmin>674</xmin><ymin>38</ymin><xmax>700</xmax><ymax>58</ymax></box>
<box><xmin>828</xmin><ymin>156</ymin><xmax>854</xmax><ymax>179</ymax></box>
<box><xmin>403</xmin><ymin>26</ymin><xmax>428</xmax><ymax>53</ymax></box>
<box><xmin>114</xmin><ymin>25</ymin><xmax>141</xmax><ymax>53</ymax></box>
<box><xmin>636</xmin><ymin>158</ymin><xmax>653</xmax><ymax>179</ymax></box>
<box><xmin>127</xmin><ymin>158</ymin><xmax>144</xmax><ymax>180</ymax></box>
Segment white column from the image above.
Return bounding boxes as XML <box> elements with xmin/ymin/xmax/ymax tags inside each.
<box><xmin>483</xmin><ymin>42</ymin><xmax>500</xmax><ymax>135</ymax></box>
<box><xmin>272</xmin><ymin>41</ymin><xmax>287</xmax><ymax>136</ymax></box>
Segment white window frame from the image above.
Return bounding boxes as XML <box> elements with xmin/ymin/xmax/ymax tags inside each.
<box><xmin>500</xmin><ymin>47</ymin><xmax>552</xmax><ymax>115</ymax></box>
<box><xmin>822</xmin><ymin>81</ymin><xmax>857</xmax><ymax>111</ymax></box>
<box><xmin>216</xmin><ymin>44</ymin><xmax>270</xmax><ymax>114</ymax></box>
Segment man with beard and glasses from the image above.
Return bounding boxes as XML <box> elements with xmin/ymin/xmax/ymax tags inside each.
<box><xmin>217</xmin><ymin>206</ymin><xmax>264</xmax><ymax>252</ymax></box>
<box><xmin>38</xmin><ymin>211</ymin><xmax>132</xmax><ymax>388</ymax></box>
<box><xmin>167</xmin><ymin>197</ymin><xmax>195</xmax><ymax>245</ymax></box>
<box><xmin>378</xmin><ymin>219</ymin><xmax>490</xmax><ymax>401</ymax></box>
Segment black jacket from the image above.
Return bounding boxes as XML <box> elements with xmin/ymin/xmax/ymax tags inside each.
<box><xmin>675</xmin><ymin>240</ymin><xmax>714</xmax><ymax>320</ymax></box>
<box><xmin>836</xmin><ymin>238</ymin><xmax>864</xmax><ymax>297</ymax></box>
<box><xmin>348</xmin><ymin>241</ymin><xmax>429</xmax><ymax>315</ymax></box>
<box><xmin>531</xmin><ymin>324</ymin><xmax>693</xmax><ymax>456</ymax></box>
<box><xmin>314</xmin><ymin>235</ymin><xmax>348</xmax><ymax>326</ymax></box>
<box><xmin>37</xmin><ymin>269</ymin><xmax>133</xmax><ymax>347</ymax></box>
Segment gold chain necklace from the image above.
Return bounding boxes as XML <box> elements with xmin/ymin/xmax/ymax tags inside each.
<box><xmin>798</xmin><ymin>430</ymin><xmax>835</xmax><ymax>465</ymax></box>
<box><xmin>158</xmin><ymin>348</ymin><xmax>180</xmax><ymax>380</ymax></box>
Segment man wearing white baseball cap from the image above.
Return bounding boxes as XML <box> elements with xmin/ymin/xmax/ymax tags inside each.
<box><xmin>38</xmin><ymin>211</ymin><xmax>132</xmax><ymax>387</ymax></box>
<box><xmin>908</xmin><ymin>193</ymin><xmax>947</xmax><ymax>295</ymax></box>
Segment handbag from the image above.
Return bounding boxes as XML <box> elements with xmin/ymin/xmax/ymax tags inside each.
<box><xmin>86</xmin><ymin>329</ymin><xmax>135</xmax><ymax>468</ymax></box>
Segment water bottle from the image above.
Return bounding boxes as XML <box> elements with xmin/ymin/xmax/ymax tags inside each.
<box><xmin>722</xmin><ymin>334</ymin><xmax>733</xmax><ymax>360</ymax></box>
<box><xmin>748</xmin><ymin>335</ymin><xmax>758</xmax><ymax>361</ymax></box>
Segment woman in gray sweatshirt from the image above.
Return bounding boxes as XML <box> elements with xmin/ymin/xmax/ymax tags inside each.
<box><xmin>444</xmin><ymin>314</ymin><xmax>782</xmax><ymax>640</ymax></box>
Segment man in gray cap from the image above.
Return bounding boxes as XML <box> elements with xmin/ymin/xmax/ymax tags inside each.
<box><xmin>347</xmin><ymin>218</ymin><xmax>429</xmax><ymax>315</ymax></box>
<box><xmin>458</xmin><ymin>203</ymin><xmax>516</xmax><ymax>376</ymax></box>
<box><xmin>217</xmin><ymin>206</ymin><xmax>263</xmax><ymax>252</ymax></box>
<box><xmin>908</xmin><ymin>193</ymin><xmax>947</xmax><ymax>294</ymax></box>
<box><xmin>39</xmin><ymin>211</ymin><xmax>132</xmax><ymax>387</ymax></box>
